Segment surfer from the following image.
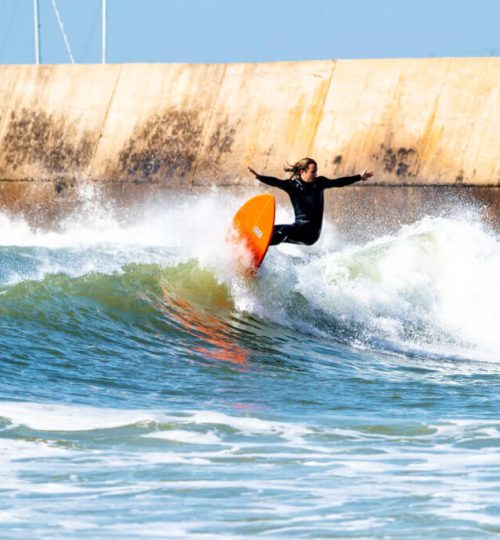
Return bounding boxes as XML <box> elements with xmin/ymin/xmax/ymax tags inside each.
<box><xmin>248</xmin><ymin>158</ymin><xmax>374</xmax><ymax>245</ymax></box>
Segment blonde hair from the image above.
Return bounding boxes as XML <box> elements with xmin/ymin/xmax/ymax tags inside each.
<box><xmin>284</xmin><ymin>157</ymin><xmax>317</xmax><ymax>179</ymax></box>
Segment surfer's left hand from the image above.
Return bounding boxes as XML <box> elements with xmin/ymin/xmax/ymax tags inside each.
<box><xmin>360</xmin><ymin>169</ymin><xmax>374</xmax><ymax>181</ymax></box>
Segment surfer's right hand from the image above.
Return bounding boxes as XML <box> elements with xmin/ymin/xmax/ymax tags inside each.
<box><xmin>248</xmin><ymin>166</ymin><xmax>259</xmax><ymax>178</ymax></box>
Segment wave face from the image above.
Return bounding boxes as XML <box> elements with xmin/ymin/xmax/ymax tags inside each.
<box><xmin>1</xmin><ymin>187</ymin><xmax>499</xmax><ymax>538</ymax></box>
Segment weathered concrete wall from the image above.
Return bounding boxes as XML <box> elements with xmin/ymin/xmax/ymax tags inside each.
<box><xmin>0</xmin><ymin>58</ymin><xmax>498</xmax><ymax>225</ymax></box>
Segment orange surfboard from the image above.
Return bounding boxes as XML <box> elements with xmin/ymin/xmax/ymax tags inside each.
<box><xmin>229</xmin><ymin>194</ymin><xmax>275</xmax><ymax>274</ymax></box>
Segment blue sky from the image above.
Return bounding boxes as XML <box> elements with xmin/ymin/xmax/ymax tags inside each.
<box><xmin>0</xmin><ymin>0</ymin><xmax>498</xmax><ymax>64</ymax></box>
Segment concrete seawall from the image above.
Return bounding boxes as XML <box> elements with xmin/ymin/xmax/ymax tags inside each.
<box><xmin>0</xmin><ymin>58</ymin><xmax>498</xmax><ymax>229</ymax></box>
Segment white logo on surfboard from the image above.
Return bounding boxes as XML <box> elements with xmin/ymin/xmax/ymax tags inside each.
<box><xmin>253</xmin><ymin>226</ymin><xmax>263</xmax><ymax>238</ymax></box>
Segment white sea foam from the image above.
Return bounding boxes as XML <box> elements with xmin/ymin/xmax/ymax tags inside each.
<box><xmin>0</xmin><ymin>188</ymin><xmax>251</xmax><ymax>288</ymax></box>
<box><xmin>0</xmin><ymin>401</ymin><xmax>161</xmax><ymax>431</ymax></box>
<box><xmin>1</xmin><ymin>400</ymin><xmax>499</xmax><ymax>535</ymax></box>
<box><xmin>0</xmin><ymin>185</ymin><xmax>237</xmax><ymax>252</ymax></box>
<box><xmin>0</xmin><ymin>438</ymin><xmax>74</xmax><ymax>463</ymax></box>
<box><xmin>291</xmin><ymin>216</ymin><xmax>500</xmax><ymax>362</ymax></box>
<box><xmin>0</xmin><ymin>401</ymin><xmax>311</xmax><ymax>442</ymax></box>
<box><xmin>143</xmin><ymin>429</ymin><xmax>221</xmax><ymax>445</ymax></box>
<box><xmin>1</xmin><ymin>188</ymin><xmax>498</xmax><ymax>362</ymax></box>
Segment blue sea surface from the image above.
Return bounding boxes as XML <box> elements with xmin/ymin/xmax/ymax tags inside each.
<box><xmin>1</xmin><ymin>191</ymin><xmax>499</xmax><ymax>538</ymax></box>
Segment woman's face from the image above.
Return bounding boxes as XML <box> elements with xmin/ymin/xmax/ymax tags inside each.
<box><xmin>300</xmin><ymin>163</ymin><xmax>317</xmax><ymax>183</ymax></box>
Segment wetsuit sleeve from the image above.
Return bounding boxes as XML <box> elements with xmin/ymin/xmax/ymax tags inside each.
<box><xmin>255</xmin><ymin>175</ymin><xmax>290</xmax><ymax>191</ymax></box>
<box><xmin>319</xmin><ymin>175</ymin><xmax>362</xmax><ymax>188</ymax></box>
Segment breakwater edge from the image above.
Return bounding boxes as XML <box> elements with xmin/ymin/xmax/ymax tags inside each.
<box><xmin>0</xmin><ymin>58</ymin><xmax>498</xmax><ymax>233</ymax></box>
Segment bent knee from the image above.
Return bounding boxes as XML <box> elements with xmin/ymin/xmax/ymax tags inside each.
<box><xmin>301</xmin><ymin>232</ymin><xmax>320</xmax><ymax>245</ymax></box>
<box><xmin>302</xmin><ymin>238</ymin><xmax>319</xmax><ymax>246</ymax></box>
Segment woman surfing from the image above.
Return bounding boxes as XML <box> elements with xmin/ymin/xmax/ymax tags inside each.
<box><xmin>248</xmin><ymin>158</ymin><xmax>374</xmax><ymax>246</ymax></box>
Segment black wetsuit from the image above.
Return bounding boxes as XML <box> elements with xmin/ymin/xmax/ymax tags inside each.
<box><xmin>256</xmin><ymin>174</ymin><xmax>362</xmax><ymax>245</ymax></box>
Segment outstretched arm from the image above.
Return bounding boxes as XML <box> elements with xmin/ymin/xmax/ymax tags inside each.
<box><xmin>248</xmin><ymin>166</ymin><xmax>287</xmax><ymax>189</ymax></box>
<box><xmin>322</xmin><ymin>168</ymin><xmax>374</xmax><ymax>188</ymax></box>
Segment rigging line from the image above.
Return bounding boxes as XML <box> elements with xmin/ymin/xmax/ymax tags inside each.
<box><xmin>50</xmin><ymin>0</ymin><xmax>75</xmax><ymax>64</ymax></box>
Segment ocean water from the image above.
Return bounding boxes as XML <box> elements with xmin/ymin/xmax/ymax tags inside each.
<box><xmin>1</xmin><ymin>185</ymin><xmax>499</xmax><ymax>538</ymax></box>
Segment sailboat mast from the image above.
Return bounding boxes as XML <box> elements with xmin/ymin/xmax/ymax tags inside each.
<box><xmin>33</xmin><ymin>0</ymin><xmax>41</xmax><ymax>64</ymax></box>
<box><xmin>102</xmin><ymin>0</ymin><xmax>107</xmax><ymax>64</ymax></box>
